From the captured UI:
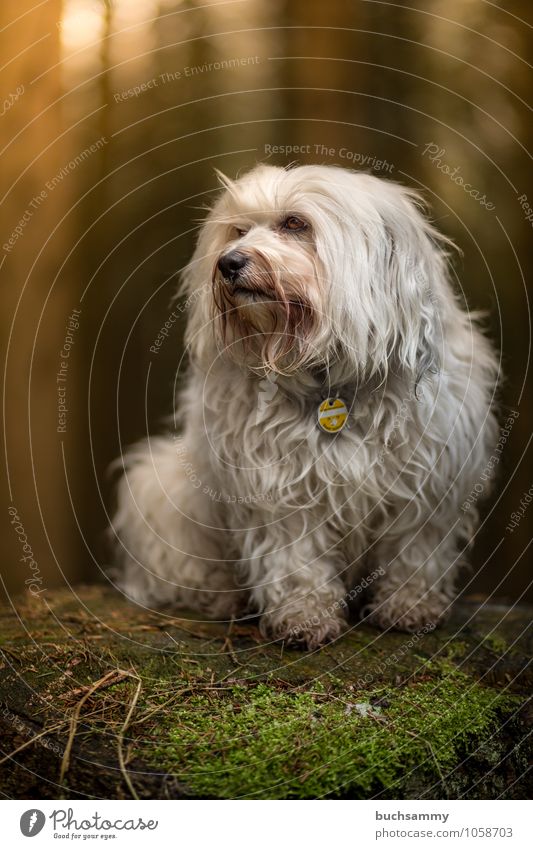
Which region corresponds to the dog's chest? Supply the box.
[207,388,373,518]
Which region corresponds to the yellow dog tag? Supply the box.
[318,397,348,433]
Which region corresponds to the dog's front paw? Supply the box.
[201,587,250,620]
[365,587,449,633]
[260,607,346,650]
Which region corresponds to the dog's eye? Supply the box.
[281,216,308,232]
[233,226,248,238]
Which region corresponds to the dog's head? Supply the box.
[182,164,452,381]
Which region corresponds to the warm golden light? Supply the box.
[60,0,106,53]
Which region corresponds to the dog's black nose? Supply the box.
[217,251,248,280]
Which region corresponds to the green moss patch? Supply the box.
[143,666,517,799]
[1,589,530,799]
[481,632,510,656]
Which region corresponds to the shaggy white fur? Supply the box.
[112,164,499,649]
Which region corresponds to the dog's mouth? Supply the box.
[212,251,319,371]
[228,280,275,302]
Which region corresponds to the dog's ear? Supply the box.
[415,294,440,390]
[179,195,228,366]
[317,173,454,389]
[385,223,442,390]
[377,190,453,390]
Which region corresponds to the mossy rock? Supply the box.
[0,586,531,799]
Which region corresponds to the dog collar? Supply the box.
[317,397,348,433]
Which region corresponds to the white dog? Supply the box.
[112,164,499,649]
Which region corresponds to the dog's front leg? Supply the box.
[366,524,457,632]
[113,436,246,618]
[241,523,347,649]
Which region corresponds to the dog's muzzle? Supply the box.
[217,250,249,282]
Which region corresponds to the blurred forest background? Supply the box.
[1,0,531,603]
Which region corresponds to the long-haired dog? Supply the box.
[112,164,499,649]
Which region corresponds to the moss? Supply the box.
[2,589,530,799]
[442,640,468,659]
[481,632,509,656]
[142,666,518,799]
